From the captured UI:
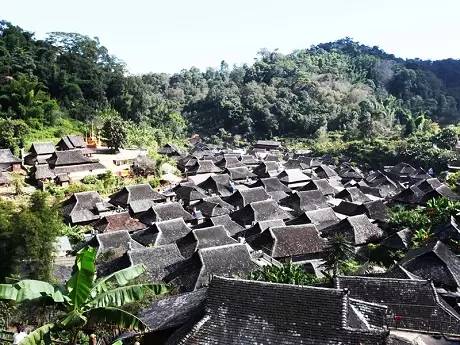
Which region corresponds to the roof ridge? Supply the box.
[336,275,429,283]
[212,275,347,294]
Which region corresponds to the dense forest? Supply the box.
[1,20,460,148]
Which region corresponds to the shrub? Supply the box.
[249,262,321,286]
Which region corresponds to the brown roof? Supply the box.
[93,212,146,233]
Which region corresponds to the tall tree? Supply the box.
[101,113,127,152]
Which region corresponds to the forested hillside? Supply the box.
[1,20,460,148]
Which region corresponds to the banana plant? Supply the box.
[0,247,169,345]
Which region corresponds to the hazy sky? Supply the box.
[2,0,459,74]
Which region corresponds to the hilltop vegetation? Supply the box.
[1,20,460,149]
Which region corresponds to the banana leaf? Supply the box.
[66,247,97,309]
[59,310,87,328]
[19,323,54,345]
[85,307,148,332]
[0,280,65,303]
[86,283,167,308]
[0,284,18,300]
[92,264,146,296]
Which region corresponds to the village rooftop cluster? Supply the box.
[1,137,460,344]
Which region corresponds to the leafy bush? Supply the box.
[412,229,432,248]
[249,262,321,286]
[389,206,431,232]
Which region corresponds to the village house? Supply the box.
[225,187,271,209]
[109,183,166,215]
[56,135,87,151]
[168,276,393,344]
[0,148,21,172]
[140,202,194,225]
[336,275,460,336]
[46,150,106,180]
[231,199,290,226]
[322,214,385,247]
[253,139,282,151]
[61,191,105,225]
[165,244,258,292]
[132,218,192,247]
[128,244,185,282]
[158,143,183,158]
[176,225,238,258]
[249,224,327,262]
[279,190,329,214]
[24,142,55,165]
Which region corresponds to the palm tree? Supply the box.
[322,234,355,277]
[0,247,168,345]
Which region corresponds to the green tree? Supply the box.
[0,191,65,281]
[16,191,64,280]
[434,126,458,149]
[0,247,168,345]
[322,234,355,277]
[101,113,127,152]
[0,119,29,154]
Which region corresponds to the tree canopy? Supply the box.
[1,21,460,145]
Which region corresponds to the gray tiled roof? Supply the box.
[188,160,221,174]
[48,150,95,167]
[109,183,165,213]
[225,166,256,181]
[177,225,237,258]
[250,224,327,259]
[191,200,231,218]
[279,190,329,214]
[335,187,371,203]
[252,161,281,178]
[225,187,270,208]
[336,275,460,335]
[141,202,194,224]
[250,177,291,193]
[313,164,339,179]
[0,149,21,164]
[167,244,258,292]
[128,244,185,282]
[29,142,55,155]
[400,240,460,290]
[134,218,192,246]
[58,135,86,150]
[277,168,310,184]
[61,191,103,224]
[300,178,337,196]
[139,289,207,331]
[198,174,233,197]
[209,214,244,237]
[231,199,290,225]
[172,276,389,344]
[322,214,384,246]
[95,230,144,254]
[292,207,341,230]
[334,200,389,222]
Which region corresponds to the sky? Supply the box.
[2,0,460,74]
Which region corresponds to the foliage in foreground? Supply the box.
[0,191,66,281]
[0,247,169,345]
